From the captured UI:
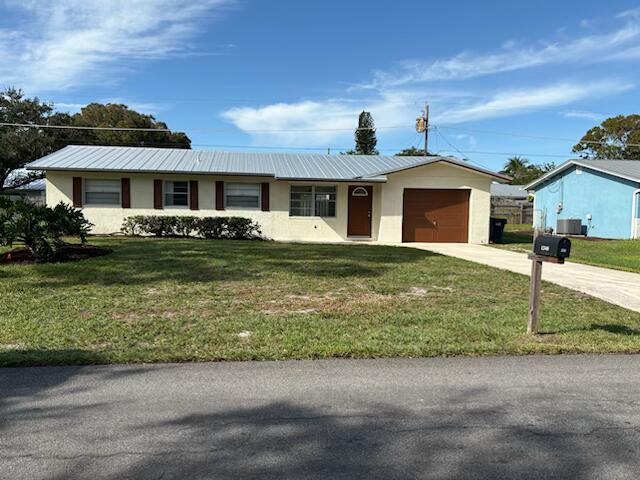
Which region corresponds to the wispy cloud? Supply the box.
[561,110,606,121]
[0,0,234,92]
[434,81,632,124]
[362,19,640,88]
[223,8,639,147]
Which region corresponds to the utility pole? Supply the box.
[415,102,429,155]
[423,102,429,156]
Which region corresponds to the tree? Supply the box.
[572,114,640,160]
[500,156,555,184]
[0,89,192,193]
[48,103,191,151]
[354,111,378,155]
[0,88,54,191]
[395,147,426,156]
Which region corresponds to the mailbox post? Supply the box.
[527,235,571,334]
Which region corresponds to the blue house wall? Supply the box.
[533,165,640,239]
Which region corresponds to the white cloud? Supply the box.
[0,0,234,92]
[222,93,416,147]
[362,21,640,88]
[561,110,606,121]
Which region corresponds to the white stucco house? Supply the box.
[26,145,510,244]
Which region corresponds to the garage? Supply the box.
[402,189,470,243]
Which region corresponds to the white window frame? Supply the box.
[164,180,190,209]
[289,184,337,218]
[224,182,261,210]
[83,178,121,206]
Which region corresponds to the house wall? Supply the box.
[532,165,640,239]
[377,162,493,244]
[46,162,493,243]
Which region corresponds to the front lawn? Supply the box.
[493,225,640,274]
[1,237,639,366]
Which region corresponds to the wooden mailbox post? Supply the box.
[527,235,572,334]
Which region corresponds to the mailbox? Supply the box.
[533,235,571,259]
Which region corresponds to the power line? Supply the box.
[0,121,413,134]
[435,125,640,149]
[0,122,173,132]
[433,127,494,170]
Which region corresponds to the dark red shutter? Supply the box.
[261,182,270,211]
[121,178,131,208]
[154,180,163,209]
[215,181,225,210]
[189,180,199,210]
[72,177,82,207]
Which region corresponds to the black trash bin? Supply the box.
[489,217,507,243]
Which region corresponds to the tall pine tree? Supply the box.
[354,111,379,155]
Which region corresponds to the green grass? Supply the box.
[1,237,639,366]
[492,225,640,274]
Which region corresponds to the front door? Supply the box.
[347,185,373,237]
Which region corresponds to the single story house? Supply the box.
[2,172,46,206]
[490,184,532,225]
[525,159,640,239]
[26,145,510,243]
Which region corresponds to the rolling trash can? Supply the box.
[489,217,507,243]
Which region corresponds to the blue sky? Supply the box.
[1,0,640,171]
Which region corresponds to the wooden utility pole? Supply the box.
[423,102,430,156]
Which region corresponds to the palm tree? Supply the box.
[500,156,530,182]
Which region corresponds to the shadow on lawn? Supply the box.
[1,372,634,479]
[23,240,438,288]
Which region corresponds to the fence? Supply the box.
[491,198,533,225]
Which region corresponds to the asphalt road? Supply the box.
[2,355,640,479]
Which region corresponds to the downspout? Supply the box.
[632,189,640,239]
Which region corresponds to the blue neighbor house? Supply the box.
[526,159,640,240]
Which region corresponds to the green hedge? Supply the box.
[121,215,263,240]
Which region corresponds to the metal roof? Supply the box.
[525,159,640,190]
[490,183,527,198]
[3,169,46,191]
[25,145,510,182]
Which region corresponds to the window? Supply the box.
[165,181,189,207]
[84,179,120,205]
[290,185,336,217]
[351,186,369,196]
[226,183,260,209]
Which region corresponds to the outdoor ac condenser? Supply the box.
[556,219,582,235]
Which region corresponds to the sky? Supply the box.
[1,0,640,172]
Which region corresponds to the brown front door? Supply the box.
[348,185,373,237]
[402,189,470,243]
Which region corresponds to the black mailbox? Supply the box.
[534,235,571,259]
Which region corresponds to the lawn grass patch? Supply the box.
[492,226,640,274]
[1,237,639,366]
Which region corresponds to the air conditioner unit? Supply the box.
[557,218,582,235]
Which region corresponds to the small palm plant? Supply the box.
[0,198,92,262]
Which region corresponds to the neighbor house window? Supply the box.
[225,183,260,208]
[165,181,189,207]
[290,185,336,217]
[84,179,120,205]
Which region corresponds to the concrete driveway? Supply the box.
[403,243,640,313]
[2,356,640,479]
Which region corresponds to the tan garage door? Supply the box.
[402,189,470,243]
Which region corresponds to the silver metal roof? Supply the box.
[490,183,527,198]
[525,159,640,190]
[26,145,509,182]
[3,169,46,191]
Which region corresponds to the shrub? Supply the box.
[226,216,262,240]
[197,217,226,239]
[174,216,199,237]
[121,215,263,240]
[0,198,93,262]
